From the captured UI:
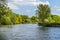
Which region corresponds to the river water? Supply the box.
[0,24,60,40]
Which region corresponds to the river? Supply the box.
[0,24,60,40]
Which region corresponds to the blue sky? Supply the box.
[8,0,60,17]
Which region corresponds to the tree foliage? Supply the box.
[36,4,51,23]
[0,3,38,25]
[1,3,60,25]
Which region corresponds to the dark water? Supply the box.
[0,24,60,40]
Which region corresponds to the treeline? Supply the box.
[0,4,38,25]
[41,15,60,24]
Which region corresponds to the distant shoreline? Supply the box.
[38,23,60,27]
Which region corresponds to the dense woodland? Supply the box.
[0,3,39,25]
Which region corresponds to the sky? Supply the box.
[7,0,60,17]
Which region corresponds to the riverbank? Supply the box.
[38,23,60,27]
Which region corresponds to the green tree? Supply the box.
[51,15,60,23]
[0,3,14,24]
[31,16,38,23]
[1,15,12,25]
[44,16,55,23]
[14,14,22,24]
[0,3,11,18]
[21,15,30,24]
[36,4,51,24]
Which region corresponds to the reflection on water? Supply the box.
[0,24,60,40]
[0,32,6,40]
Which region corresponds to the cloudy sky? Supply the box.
[8,0,60,17]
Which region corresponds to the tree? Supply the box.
[36,4,51,24]
[51,15,60,23]
[14,14,22,24]
[0,3,11,18]
[31,16,38,23]
[21,15,30,24]
[1,15,12,25]
[44,16,55,23]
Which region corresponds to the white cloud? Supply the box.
[10,0,49,6]
[25,0,36,1]
[7,3,19,10]
[32,1,50,6]
[52,13,60,16]
[8,0,50,9]
[13,0,23,2]
[13,0,36,2]
[26,10,31,13]
[57,9,60,11]
[54,6,60,11]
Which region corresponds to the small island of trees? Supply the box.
[37,4,60,27]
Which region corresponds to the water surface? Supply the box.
[0,24,60,40]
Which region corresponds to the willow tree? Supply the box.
[36,4,51,24]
